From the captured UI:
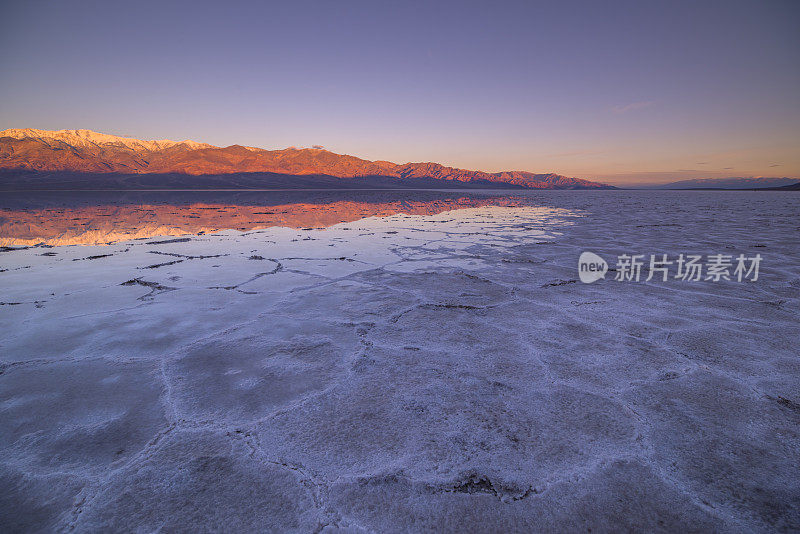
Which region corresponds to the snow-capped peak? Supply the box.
[0,128,214,151]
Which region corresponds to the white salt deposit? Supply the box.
[1,191,798,532]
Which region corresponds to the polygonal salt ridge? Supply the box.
[0,358,168,475]
[354,269,516,313]
[162,318,362,425]
[62,429,324,533]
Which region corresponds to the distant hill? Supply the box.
[656,176,798,189]
[754,181,800,191]
[0,128,614,190]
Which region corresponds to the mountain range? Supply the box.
[655,176,799,190]
[0,128,613,190]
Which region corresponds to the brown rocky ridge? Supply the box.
[0,128,615,190]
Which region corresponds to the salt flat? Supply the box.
[1,191,798,533]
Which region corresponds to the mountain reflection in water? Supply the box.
[0,190,534,247]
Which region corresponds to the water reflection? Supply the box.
[0,190,533,246]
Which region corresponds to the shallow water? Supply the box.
[1,189,798,532]
[0,189,540,246]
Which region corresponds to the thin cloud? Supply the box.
[612,101,654,114]
[769,163,782,167]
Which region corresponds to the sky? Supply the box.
[1,0,798,185]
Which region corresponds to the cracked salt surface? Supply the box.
[1,190,799,532]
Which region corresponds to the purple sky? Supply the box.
[1,0,798,184]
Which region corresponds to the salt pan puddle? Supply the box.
[0,190,533,247]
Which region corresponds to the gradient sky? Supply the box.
[1,0,798,185]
